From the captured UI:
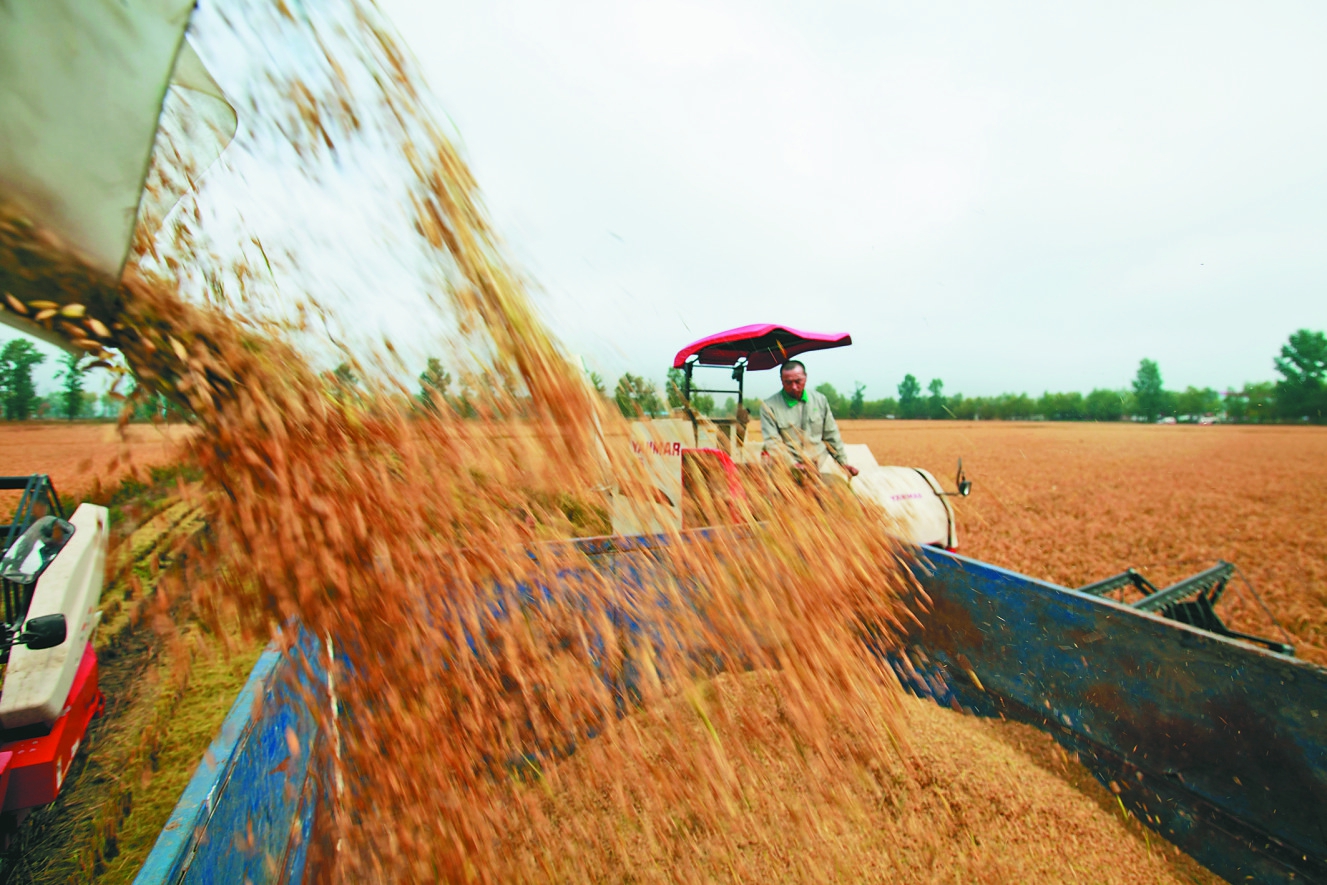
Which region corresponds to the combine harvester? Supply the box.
[0,4,1322,883]
[611,323,968,549]
[0,478,109,840]
[136,327,1326,885]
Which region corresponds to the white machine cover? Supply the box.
[0,503,109,730]
[0,0,195,272]
[0,1,234,343]
[843,444,956,548]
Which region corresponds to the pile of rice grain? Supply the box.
[499,670,1222,885]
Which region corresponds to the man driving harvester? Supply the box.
[760,360,860,480]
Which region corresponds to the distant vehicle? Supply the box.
[1157,416,1178,424]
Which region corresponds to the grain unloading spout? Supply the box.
[0,0,236,350]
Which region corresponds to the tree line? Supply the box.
[4,325,1315,426]
[0,339,105,420]
[607,329,1327,425]
[30,326,1301,425]
[0,337,195,422]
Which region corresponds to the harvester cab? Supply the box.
[610,324,971,549]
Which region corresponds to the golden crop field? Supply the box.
[0,421,191,500]
[840,420,1327,666]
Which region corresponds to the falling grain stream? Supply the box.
[0,2,1227,882]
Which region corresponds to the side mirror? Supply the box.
[955,458,972,497]
[18,614,66,650]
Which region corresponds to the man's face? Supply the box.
[781,365,807,400]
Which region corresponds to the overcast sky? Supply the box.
[365,0,1326,400]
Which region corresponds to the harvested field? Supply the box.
[839,420,1327,666]
[0,422,191,500]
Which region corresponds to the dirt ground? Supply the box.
[0,422,191,501]
[839,420,1327,665]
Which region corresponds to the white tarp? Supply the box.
[844,444,957,548]
[0,0,233,291]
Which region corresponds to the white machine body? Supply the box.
[841,444,957,549]
[0,503,109,730]
[609,421,958,549]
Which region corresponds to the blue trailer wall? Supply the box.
[135,538,1327,884]
[134,635,325,885]
[898,547,1326,885]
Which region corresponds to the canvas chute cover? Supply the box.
[0,0,235,346]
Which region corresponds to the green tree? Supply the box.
[1175,386,1220,419]
[897,374,921,418]
[815,383,846,414]
[1085,388,1126,421]
[665,368,714,414]
[614,373,662,418]
[1132,358,1166,422]
[926,378,946,419]
[665,367,687,410]
[849,383,866,419]
[860,396,899,419]
[1225,382,1277,423]
[57,352,87,419]
[0,339,46,420]
[589,372,607,397]
[998,392,1036,420]
[1273,329,1327,422]
[1038,390,1085,421]
[417,357,452,413]
[332,362,357,386]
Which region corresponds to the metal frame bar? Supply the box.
[1078,568,1159,597]
[681,357,746,407]
[1078,560,1288,654]
[1133,561,1233,613]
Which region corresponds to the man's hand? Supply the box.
[844,464,860,477]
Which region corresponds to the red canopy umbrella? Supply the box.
[672,324,852,371]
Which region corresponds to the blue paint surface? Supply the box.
[134,634,326,885]
[900,547,1327,885]
[135,535,1326,884]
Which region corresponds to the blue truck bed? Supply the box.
[134,541,1327,885]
